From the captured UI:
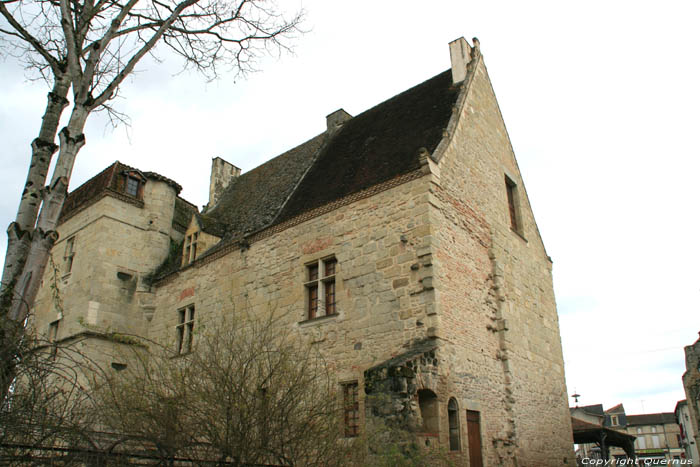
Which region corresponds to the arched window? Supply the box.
[448,398,461,451]
[418,389,439,434]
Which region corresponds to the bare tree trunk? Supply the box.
[1,75,70,302]
[8,105,88,323]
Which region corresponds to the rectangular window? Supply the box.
[505,175,522,235]
[183,232,199,265]
[64,236,76,273]
[48,320,60,359]
[305,256,337,320]
[176,305,195,354]
[342,382,359,437]
[125,176,140,197]
[638,436,646,449]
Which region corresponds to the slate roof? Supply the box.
[201,133,326,242]
[276,70,458,223]
[606,403,625,414]
[626,413,676,426]
[172,197,199,234]
[201,69,459,252]
[574,404,605,416]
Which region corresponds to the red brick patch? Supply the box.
[179,287,195,301]
[301,236,333,255]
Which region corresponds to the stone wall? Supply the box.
[33,179,179,371]
[428,57,574,465]
[150,172,441,437]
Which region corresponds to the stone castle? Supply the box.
[33,37,574,465]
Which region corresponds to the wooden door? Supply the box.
[466,410,483,467]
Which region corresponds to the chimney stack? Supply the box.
[208,157,240,209]
[326,109,352,134]
[449,37,473,84]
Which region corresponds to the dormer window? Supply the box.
[121,171,145,199]
[184,232,199,265]
[125,176,140,196]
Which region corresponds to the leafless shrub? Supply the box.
[93,309,347,466]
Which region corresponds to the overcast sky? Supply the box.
[2,0,699,415]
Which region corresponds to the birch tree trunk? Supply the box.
[8,105,88,322]
[1,75,70,302]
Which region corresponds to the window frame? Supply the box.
[176,304,195,355]
[122,171,145,199]
[48,319,60,359]
[125,176,140,197]
[342,381,360,438]
[504,174,524,238]
[64,236,76,274]
[183,232,199,265]
[448,398,461,451]
[304,256,337,321]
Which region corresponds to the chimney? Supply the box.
[449,37,473,84]
[326,109,352,134]
[208,157,240,209]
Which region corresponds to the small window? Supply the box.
[448,398,461,451]
[505,175,522,235]
[64,236,76,273]
[125,176,140,196]
[176,305,195,354]
[305,256,337,320]
[183,232,199,265]
[611,415,619,426]
[121,171,144,199]
[48,320,60,359]
[342,382,359,437]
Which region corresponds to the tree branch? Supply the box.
[0,1,62,74]
[90,0,198,109]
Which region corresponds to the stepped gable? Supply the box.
[202,133,326,242]
[276,69,458,223]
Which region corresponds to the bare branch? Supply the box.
[90,0,198,108]
[0,1,61,73]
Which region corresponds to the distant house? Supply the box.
[571,404,635,461]
[621,413,683,462]
[33,37,574,465]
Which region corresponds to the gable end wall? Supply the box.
[431,58,573,465]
